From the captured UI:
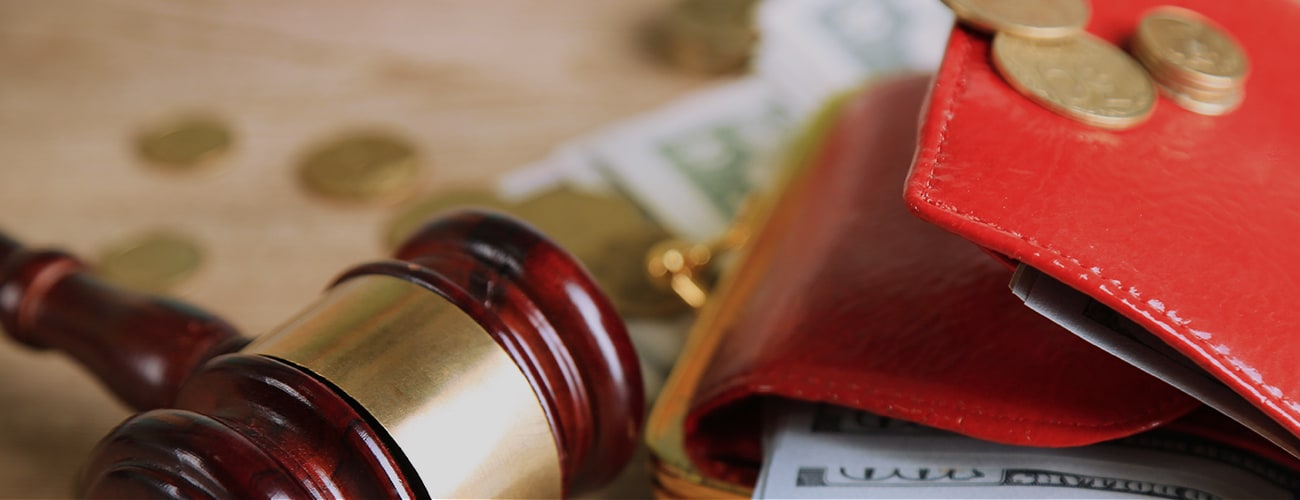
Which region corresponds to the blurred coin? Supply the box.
[515,187,685,317]
[1132,7,1246,116]
[95,231,202,294]
[993,33,1155,130]
[514,187,647,262]
[942,0,1089,39]
[585,225,690,318]
[1134,7,1247,91]
[299,134,419,203]
[384,189,511,249]
[136,117,232,170]
[1157,83,1243,117]
[647,0,757,75]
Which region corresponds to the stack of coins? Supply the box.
[943,0,1157,130]
[1131,7,1248,116]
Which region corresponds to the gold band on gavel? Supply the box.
[242,274,562,499]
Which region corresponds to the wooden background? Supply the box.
[0,0,716,496]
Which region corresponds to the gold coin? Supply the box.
[299,134,419,203]
[993,32,1156,130]
[584,226,690,318]
[384,189,511,249]
[1134,48,1240,100]
[1134,7,1247,92]
[942,0,1089,39]
[648,0,757,75]
[95,231,203,294]
[1157,83,1243,117]
[514,187,684,317]
[513,187,645,262]
[136,117,232,170]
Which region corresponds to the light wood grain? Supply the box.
[0,0,713,496]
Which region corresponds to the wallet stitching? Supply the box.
[915,35,1300,429]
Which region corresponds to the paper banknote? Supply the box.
[755,402,1299,499]
[756,0,954,115]
[501,0,955,242]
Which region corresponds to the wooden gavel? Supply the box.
[0,211,643,498]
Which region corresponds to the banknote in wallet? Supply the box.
[648,2,1300,494]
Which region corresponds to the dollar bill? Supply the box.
[497,78,792,242]
[498,0,954,242]
[756,402,1300,499]
[756,0,954,115]
[581,78,794,242]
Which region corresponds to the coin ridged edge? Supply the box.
[1157,82,1243,116]
[1133,6,1248,90]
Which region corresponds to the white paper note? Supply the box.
[755,402,1299,499]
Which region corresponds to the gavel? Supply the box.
[0,211,643,498]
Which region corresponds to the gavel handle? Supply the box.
[0,232,247,410]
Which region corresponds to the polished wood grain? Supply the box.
[0,211,641,497]
[389,210,643,495]
[0,1,709,496]
[0,246,246,410]
[86,355,415,499]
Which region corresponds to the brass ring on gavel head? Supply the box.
[243,273,561,498]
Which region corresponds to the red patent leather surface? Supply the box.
[682,75,1197,486]
[906,0,1300,445]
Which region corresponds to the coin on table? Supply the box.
[384,189,511,249]
[298,134,419,203]
[136,117,232,171]
[513,187,652,263]
[95,231,203,294]
[648,0,757,75]
[942,0,1089,39]
[514,187,684,317]
[993,32,1156,130]
[584,225,690,318]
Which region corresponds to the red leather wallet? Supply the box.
[675,74,1207,488]
[907,0,1300,459]
[647,0,1300,495]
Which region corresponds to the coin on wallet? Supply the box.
[993,32,1156,129]
[1132,7,1248,116]
[942,0,1090,39]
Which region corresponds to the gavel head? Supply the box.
[3,211,643,498]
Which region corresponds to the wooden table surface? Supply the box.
[0,0,714,496]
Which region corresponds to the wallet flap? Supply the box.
[907,0,1300,443]
[682,75,1197,486]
